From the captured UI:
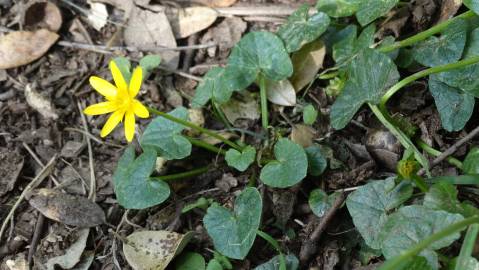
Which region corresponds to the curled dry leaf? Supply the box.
[24,1,62,32]
[24,84,59,120]
[221,93,260,123]
[290,124,316,147]
[0,29,59,69]
[167,7,218,39]
[27,188,105,227]
[290,40,326,92]
[266,79,297,106]
[44,229,90,270]
[123,230,194,270]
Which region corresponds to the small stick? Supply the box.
[418,125,479,176]
[58,40,217,53]
[77,102,96,201]
[0,155,57,241]
[299,192,346,265]
[22,142,60,186]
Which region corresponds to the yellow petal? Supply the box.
[100,110,124,138]
[124,110,136,142]
[132,100,149,118]
[90,76,117,100]
[129,67,143,98]
[109,60,128,92]
[83,102,116,115]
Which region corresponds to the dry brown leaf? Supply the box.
[24,1,62,32]
[123,230,193,270]
[195,0,237,7]
[0,148,24,197]
[167,7,218,39]
[200,131,235,145]
[438,0,462,22]
[25,84,59,120]
[222,93,260,123]
[290,124,316,147]
[266,79,297,106]
[44,229,90,270]
[124,7,179,69]
[27,188,105,227]
[0,29,58,69]
[290,40,325,92]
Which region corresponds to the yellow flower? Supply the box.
[84,60,149,142]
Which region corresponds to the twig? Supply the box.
[215,5,309,17]
[28,212,45,267]
[418,125,479,176]
[77,102,96,201]
[0,155,57,241]
[63,127,123,148]
[22,142,60,186]
[299,192,346,265]
[58,40,217,53]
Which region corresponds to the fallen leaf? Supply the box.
[290,40,326,92]
[0,29,59,69]
[438,0,462,22]
[199,131,235,145]
[266,79,297,106]
[5,254,28,270]
[94,0,134,19]
[0,147,23,197]
[290,124,316,147]
[44,229,90,270]
[167,7,218,39]
[124,7,179,69]
[25,84,58,120]
[87,1,108,31]
[221,93,260,123]
[123,230,193,270]
[24,2,62,32]
[195,0,237,7]
[27,188,106,227]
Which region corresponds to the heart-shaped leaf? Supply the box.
[413,19,467,67]
[330,48,400,129]
[139,55,161,80]
[428,76,475,132]
[203,187,262,259]
[316,0,361,17]
[277,4,330,52]
[192,67,234,107]
[140,107,192,160]
[123,230,193,270]
[254,254,299,270]
[379,205,464,269]
[225,146,256,172]
[346,178,413,249]
[464,147,479,174]
[260,138,308,188]
[332,24,375,66]
[113,146,170,209]
[424,181,479,218]
[223,31,293,90]
[355,0,399,26]
[303,104,318,125]
[175,252,206,270]
[305,145,327,176]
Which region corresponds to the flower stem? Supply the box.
[378,10,475,53]
[186,136,226,155]
[378,215,479,270]
[151,166,210,182]
[380,55,479,112]
[259,74,269,130]
[416,140,463,169]
[148,107,242,151]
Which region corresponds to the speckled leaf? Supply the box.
[332,24,375,66]
[316,0,361,17]
[423,181,479,218]
[309,189,340,217]
[260,138,308,188]
[330,48,399,129]
[464,0,479,15]
[203,187,262,259]
[305,144,327,176]
[223,31,293,90]
[413,19,467,67]
[192,67,234,107]
[225,146,256,172]
[141,107,192,160]
[428,76,474,132]
[346,178,413,249]
[379,206,464,269]
[113,147,170,209]
[356,0,399,26]
[464,147,479,174]
[277,5,330,52]
[123,230,193,270]
[254,254,299,270]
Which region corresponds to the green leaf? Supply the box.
[316,0,361,17]
[330,48,400,129]
[139,55,161,80]
[346,178,413,249]
[332,25,357,64]
[309,189,340,217]
[464,0,479,16]
[203,187,262,259]
[254,254,299,270]
[140,107,192,160]
[394,256,433,270]
[305,145,327,176]
[413,19,467,67]
[355,0,399,26]
[113,56,132,83]
[206,259,223,270]
[260,138,308,188]
[428,76,475,132]
[224,31,293,90]
[175,252,206,270]
[424,181,479,217]
[182,197,212,214]
[379,205,464,269]
[277,5,330,52]
[225,146,256,172]
[192,67,234,108]
[464,147,479,174]
[303,104,318,125]
[113,147,170,209]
